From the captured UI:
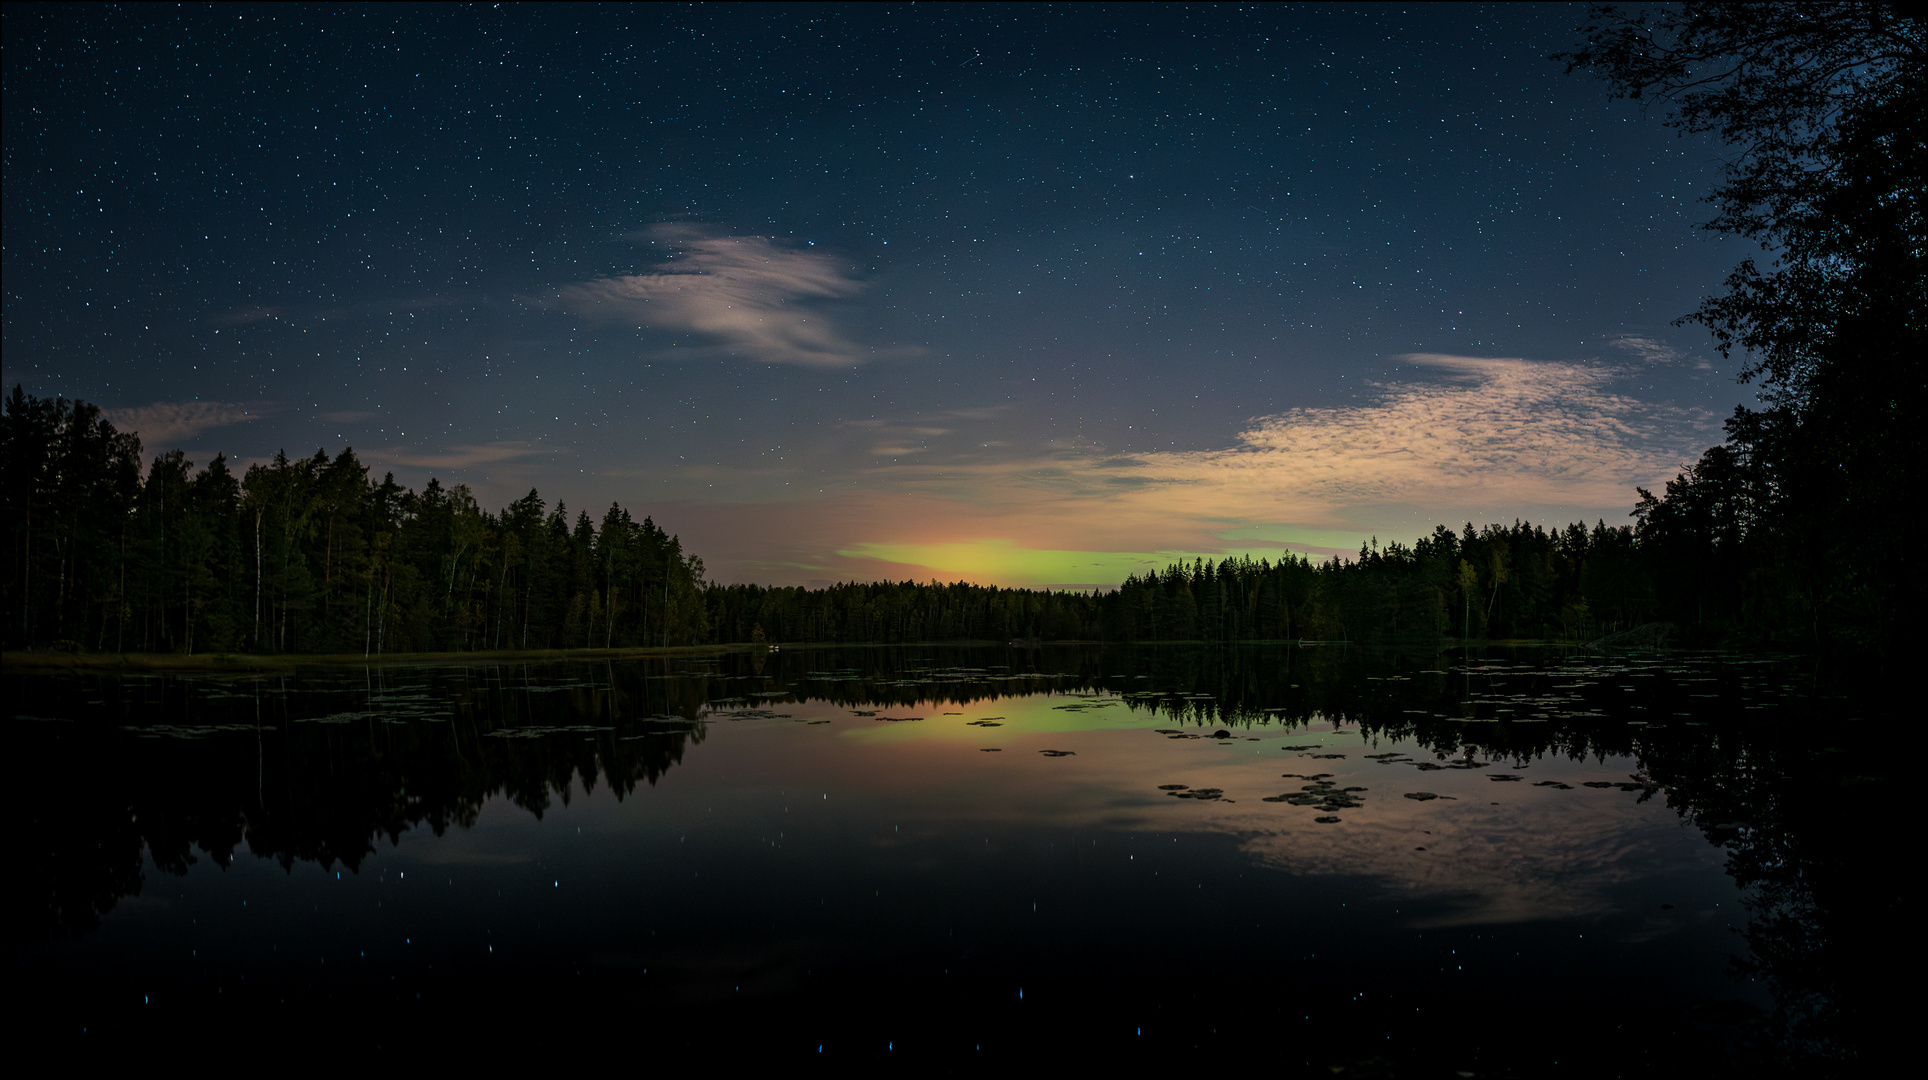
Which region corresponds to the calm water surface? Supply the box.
[13,645,1888,1071]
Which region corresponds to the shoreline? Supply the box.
[1,643,753,672]
[1,636,1621,673]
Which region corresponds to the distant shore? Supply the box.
[2,640,1036,672]
[1,644,753,672]
[1,636,1609,673]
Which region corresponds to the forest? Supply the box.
[0,389,710,656]
[0,383,1811,655]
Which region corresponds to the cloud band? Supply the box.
[553,224,876,367]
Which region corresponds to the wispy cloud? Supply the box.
[102,401,262,448]
[551,224,883,367]
[372,442,561,470]
[1111,353,1718,520]
[609,355,1726,587]
[818,355,1716,528]
[1610,334,1715,372]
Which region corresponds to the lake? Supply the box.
[12,644,1890,1071]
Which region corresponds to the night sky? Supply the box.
[4,3,1750,587]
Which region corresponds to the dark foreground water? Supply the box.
[11,645,1897,1072]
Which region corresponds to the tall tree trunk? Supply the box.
[20,504,31,645]
[117,523,126,652]
[254,506,262,649]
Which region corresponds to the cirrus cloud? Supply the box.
[715,354,1727,585]
[1107,353,1721,523]
[577,353,1728,588]
[102,400,264,449]
[550,224,886,367]
[369,441,562,470]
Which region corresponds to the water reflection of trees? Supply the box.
[17,644,1805,946]
[1322,648,1885,1077]
[17,645,1892,1073]
[789,642,1882,1074]
[745,641,1443,728]
[20,661,711,940]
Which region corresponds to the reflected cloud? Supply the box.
[552,224,887,367]
[791,694,1713,929]
[102,400,263,449]
[1233,796,1712,927]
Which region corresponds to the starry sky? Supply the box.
[4,3,1750,588]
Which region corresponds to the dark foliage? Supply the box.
[2,386,709,654]
[1561,3,1926,658]
[4,384,1783,653]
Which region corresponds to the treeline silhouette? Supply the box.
[1,383,1799,654]
[707,521,1650,646]
[3,386,710,655]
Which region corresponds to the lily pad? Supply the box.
[1169,787,1225,800]
[1403,792,1440,801]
